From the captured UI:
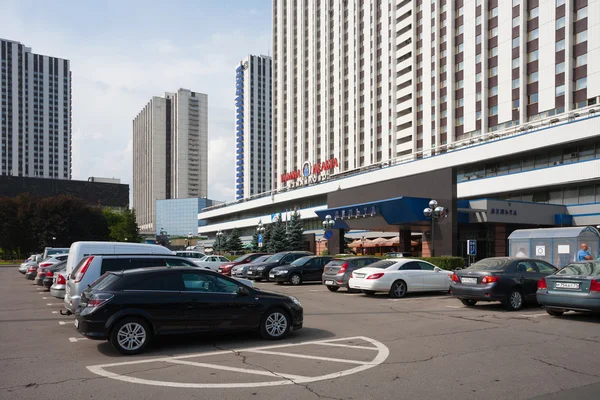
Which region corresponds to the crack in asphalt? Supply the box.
[0,364,178,393]
[531,357,600,378]
[520,328,600,344]
[210,342,346,400]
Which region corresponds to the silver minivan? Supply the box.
[64,255,198,314]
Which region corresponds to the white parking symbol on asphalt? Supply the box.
[86,336,389,389]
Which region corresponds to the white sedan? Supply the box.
[348,259,453,298]
[195,255,231,272]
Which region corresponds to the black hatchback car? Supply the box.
[450,257,557,311]
[269,256,333,285]
[246,251,313,281]
[74,267,303,355]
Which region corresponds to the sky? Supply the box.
[0,0,272,202]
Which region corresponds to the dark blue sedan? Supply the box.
[537,261,600,316]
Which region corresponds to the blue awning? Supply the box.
[315,196,433,229]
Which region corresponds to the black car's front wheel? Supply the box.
[505,290,524,311]
[290,273,302,286]
[260,309,290,340]
[460,299,477,307]
[110,317,152,355]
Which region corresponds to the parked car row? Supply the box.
[18,242,304,356]
[450,257,600,314]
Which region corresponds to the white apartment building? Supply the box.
[235,54,273,200]
[197,1,600,258]
[1,39,72,179]
[133,89,208,233]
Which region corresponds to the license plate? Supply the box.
[74,319,79,329]
[247,271,253,275]
[269,274,275,278]
[325,280,334,285]
[218,269,223,273]
[555,282,580,290]
[461,277,478,284]
[354,273,365,278]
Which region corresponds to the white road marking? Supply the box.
[47,303,63,306]
[69,337,88,342]
[242,350,368,365]
[167,360,307,380]
[446,306,462,309]
[87,336,390,389]
[316,342,379,351]
[59,321,74,325]
[518,313,548,318]
[309,289,325,292]
[52,311,59,314]
[42,297,50,299]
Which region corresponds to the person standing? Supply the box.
[577,243,592,261]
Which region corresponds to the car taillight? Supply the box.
[46,271,54,278]
[366,273,384,280]
[451,274,460,283]
[338,262,349,273]
[27,266,36,272]
[39,262,52,267]
[86,293,114,308]
[57,274,66,285]
[74,256,94,283]
[481,276,499,284]
[590,279,600,292]
[537,278,547,290]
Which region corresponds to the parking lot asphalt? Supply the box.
[1,266,599,400]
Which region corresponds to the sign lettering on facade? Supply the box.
[280,158,339,184]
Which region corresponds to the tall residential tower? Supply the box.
[1,39,72,179]
[235,55,273,200]
[132,89,208,233]
[272,0,600,190]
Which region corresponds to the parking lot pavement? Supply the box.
[1,270,599,400]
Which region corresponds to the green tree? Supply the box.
[285,210,305,251]
[103,208,142,243]
[250,231,259,251]
[262,223,272,252]
[268,215,288,253]
[226,228,243,253]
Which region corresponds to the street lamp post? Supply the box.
[322,215,335,254]
[187,232,193,249]
[216,230,224,255]
[52,237,56,247]
[361,235,366,255]
[423,199,446,257]
[256,220,265,249]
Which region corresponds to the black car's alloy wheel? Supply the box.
[389,280,407,298]
[460,299,477,307]
[260,309,290,340]
[505,290,524,311]
[110,317,152,355]
[326,286,339,292]
[290,273,302,286]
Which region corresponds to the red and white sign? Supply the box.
[280,158,338,183]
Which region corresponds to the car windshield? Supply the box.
[89,273,121,291]
[556,262,600,277]
[291,256,313,266]
[467,259,509,271]
[251,255,271,264]
[266,254,285,262]
[367,260,398,269]
[233,254,252,262]
[198,256,209,262]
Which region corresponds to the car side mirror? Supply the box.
[434,267,441,272]
[237,286,250,296]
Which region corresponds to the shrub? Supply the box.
[409,256,465,270]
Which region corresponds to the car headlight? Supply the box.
[277,270,288,274]
[289,296,301,307]
[257,266,265,271]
